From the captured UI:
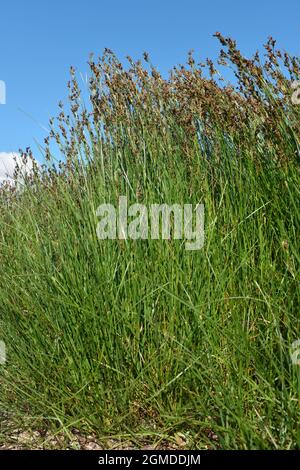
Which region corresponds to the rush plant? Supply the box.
[0,34,299,449]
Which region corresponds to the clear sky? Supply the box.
[1,0,300,162]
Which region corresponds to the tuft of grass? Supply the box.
[0,34,299,449]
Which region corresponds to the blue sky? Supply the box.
[0,0,300,162]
